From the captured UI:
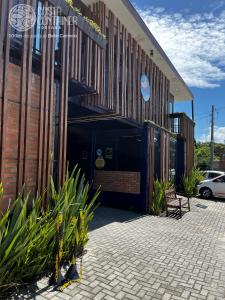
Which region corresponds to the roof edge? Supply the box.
[121,0,194,100]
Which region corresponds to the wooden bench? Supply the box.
[165,189,190,218]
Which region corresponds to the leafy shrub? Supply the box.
[151,180,174,215]
[0,167,99,290]
[182,168,204,198]
[65,0,106,38]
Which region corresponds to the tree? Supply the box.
[195,142,224,170]
[195,142,211,170]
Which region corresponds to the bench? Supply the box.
[165,189,190,218]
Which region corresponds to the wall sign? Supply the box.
[96,148,103,157]
[105,147,113,159]
[141,74,151,102]
[95,157,105,169]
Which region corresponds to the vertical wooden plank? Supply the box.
[62,24,70,182]
[132,39,137,121]
[77,29,82,82]
[127,33,132,119]
[97,45,101,94]
[155,68,159,126]
[57,24,66,188]
[124,27,127,117]
[146,126,155,210]
[70,23,75,79]
[37,2,47,194]
[23,0,37,189]
[101,4,106,107]
[74,26,78,81]
[158,71,161,126]
[41,5,52,193]
[115,18,120,114]
[149,58,153,122]
[85,36,90,86]
[88,39,92,87]
[141,50,146,123]
[136,45,141,123]
[145,56,150,121]
[0,0,7,62]
[17,3,30,193]
[161,75,165,128]
[109,11,115,110]
[57,23,70,186]
[121,25,127,117]
[160,130,164,181]
[107,10,112,109]
[46,14,55,194]
[0,0,11,182]
[152,64,157,124]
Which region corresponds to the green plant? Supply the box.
[150,180,174,216]
[151,180,164,216]
[182,169,204,199]
[83,16,106,39]
[65,0,73,6]
[192,168,204,185]
[182,174,195,199]
[0,166,99,291]
[65,0,106,39]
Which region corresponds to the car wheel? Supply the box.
[200,187,212,199]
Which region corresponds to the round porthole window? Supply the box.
[141,74,151,102]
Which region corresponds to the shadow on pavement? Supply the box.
[90,206,147,231]
[196,195,225,202]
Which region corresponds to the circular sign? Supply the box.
[9,4,36,32]
[141,74,151,102]
[95,157,105,169]
[96,148,103,157]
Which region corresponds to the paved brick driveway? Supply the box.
[16,197,225,300]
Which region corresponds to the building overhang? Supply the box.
[83,0,194,102]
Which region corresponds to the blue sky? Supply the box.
[132,0,225,143]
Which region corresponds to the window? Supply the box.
[169,137,177,181]
[214,176,225,183]
[33,0,43,54]
[171,117,180,133]
[169,99,174,114]
[208,172,222,179]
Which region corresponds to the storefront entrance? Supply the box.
[67,105,148,212]
[67,124,148,211]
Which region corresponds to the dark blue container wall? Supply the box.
[176,137,185,188]
[95,127,148,213]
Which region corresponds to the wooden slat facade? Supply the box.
[0,0,105,210]
[0,0,195,211]
[83,2,171,128]
[170,112,195,175]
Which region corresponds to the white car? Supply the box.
[197,174,225,199]
[201,170,225,180]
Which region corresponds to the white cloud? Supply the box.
[200,126,225,143]
[137,7,225,88]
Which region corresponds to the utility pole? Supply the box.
[210,105,215,170]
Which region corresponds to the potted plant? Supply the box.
[65,0,107,48]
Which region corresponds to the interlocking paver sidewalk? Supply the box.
[14,197,225,299]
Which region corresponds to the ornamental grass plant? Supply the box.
[182,168,204,199]
[0,166,99,291]
[151,179,174,216]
